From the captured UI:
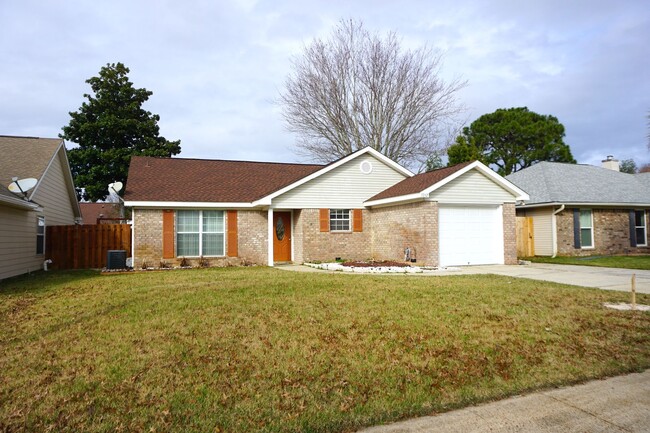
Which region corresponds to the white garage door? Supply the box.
[439,205,504,267]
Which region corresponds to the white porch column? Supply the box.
[267,208,274,266]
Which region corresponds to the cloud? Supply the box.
[0,0,648,169]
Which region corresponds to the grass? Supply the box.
[1,267,649,433]
[525,254,650,270]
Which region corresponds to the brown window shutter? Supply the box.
[227,210,238,257]
[319,209,329,232]
[353,209,363,232]
[162,210,175,258]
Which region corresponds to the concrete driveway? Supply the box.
[358,370,650,433]
[459,263,650,294]
[279,262,650,294]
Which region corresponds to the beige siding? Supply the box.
[0,206,43,280]
[272,154,407,209]
[520,207,554,256]
[31,150,77,225]
[430,169,517,204]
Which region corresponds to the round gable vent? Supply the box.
[359,160,373,174]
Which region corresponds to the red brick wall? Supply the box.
[370,201,439,266]
[236,210,268,264]
[503,203,518,264]
[134,209,249,268]
[557,208,650,256]
[295,208,372,263]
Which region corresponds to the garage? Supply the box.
[439,205,504,267]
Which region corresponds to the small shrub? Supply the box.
[140,260,148,270]
[179,257,190,268]
[198,256,210,268]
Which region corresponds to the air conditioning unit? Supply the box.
[106,250,127,270]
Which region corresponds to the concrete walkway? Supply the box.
[461,263,650,294]
[358,370,650,433]
[276,263,650,294]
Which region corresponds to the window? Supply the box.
[579,209,593,248]
[176,210,224,256]
[635,210,647,247]
[36,216,45,255]
[329,209,350,231]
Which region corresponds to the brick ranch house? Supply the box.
[124,147,528,268]
[506,157,650,257]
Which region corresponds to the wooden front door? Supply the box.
[273,212,292,262]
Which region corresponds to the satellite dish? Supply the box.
[108,181,123,193]
[8,177,37,197]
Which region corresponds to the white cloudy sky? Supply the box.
[1,0,648,168]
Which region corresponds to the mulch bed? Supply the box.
[341,260,411,268]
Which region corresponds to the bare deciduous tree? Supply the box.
[279,19,466,169]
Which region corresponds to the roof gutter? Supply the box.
[124,201,262,209]
[517,202,650,209]
[0,194,42,211]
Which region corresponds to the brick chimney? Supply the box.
[601,155,620,171]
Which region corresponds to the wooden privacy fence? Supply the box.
[516,217,535,257]
[46,224,131,269]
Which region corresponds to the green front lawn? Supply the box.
[1,268,649,433]
[526,254,650,270]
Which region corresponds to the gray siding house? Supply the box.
[0,136,81,280]
[506,158,650,257]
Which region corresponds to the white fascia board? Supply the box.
[58,142,82,218]
[124,201,260,209]
[517,202,650,209]
[28,140,82,217]
[28,140,62,201]
[259,147,414,203]
[363,193,424,208]
[362,147,415,177]
[421,161,530,201]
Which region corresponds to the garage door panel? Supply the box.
[439,206,504,267]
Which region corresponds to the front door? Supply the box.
[273,212,292,262]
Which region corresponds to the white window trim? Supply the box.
[635,210,647,247]
[176,210,225,257]
[580,209,594,249]
[330,209,351,232]
[36,216,45,255]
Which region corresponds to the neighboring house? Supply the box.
[79,202,124,224]
[0,136,81,280]
[124,147,527,268]
[506,157,650,257]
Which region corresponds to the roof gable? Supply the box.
[367,161,473,202]
[259,147,413,205]
[0,136,80,216]
[365,161,528,206]
[506,162,650,205]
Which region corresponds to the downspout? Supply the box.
[131,208,136,267]
[551,204,565,258]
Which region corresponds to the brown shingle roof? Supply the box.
[368,161,474,201]
[124,156,324,203]
[0,135,62,193]
[80,202,123,224]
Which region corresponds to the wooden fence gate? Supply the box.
[515,217,535,257]
[46,224,131,269]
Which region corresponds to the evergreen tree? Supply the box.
[61,62,181,201]
[447,107,575,176]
